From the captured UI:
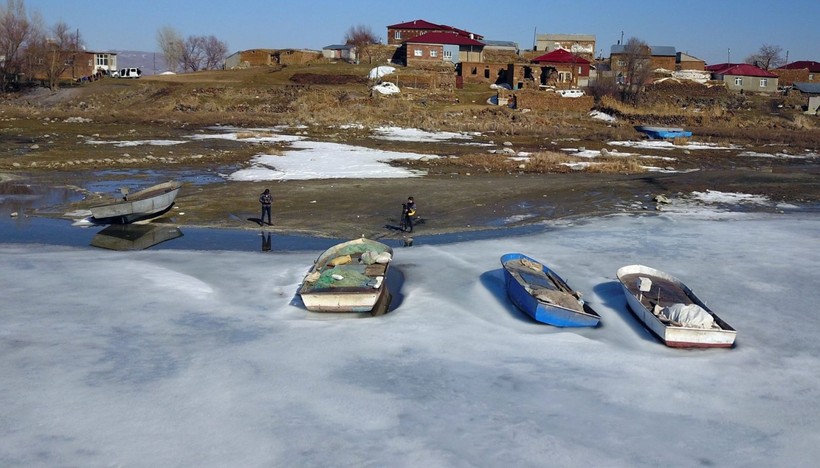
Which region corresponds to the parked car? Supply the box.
[114,68,142,79]
[556,89,584,98]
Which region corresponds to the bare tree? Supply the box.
[344,24,378,64]
[156,25,183,73]
[619,37,652,105]
[202,35,227,70]
[0,0,37,91]
[180,35,205,72]
[745,44,784,70]
[28,20,81,90]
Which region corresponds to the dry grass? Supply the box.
[3,64,818,150]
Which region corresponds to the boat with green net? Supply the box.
[298,237,393,313]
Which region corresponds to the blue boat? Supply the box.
[635,125,693,139]
[500,253,601,327]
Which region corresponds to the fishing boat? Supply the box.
[89,181,181,224]
[299,238,393,313]
[616,264,736,348]
[635,125,693,139]
[500,253,600,327]
[90,224,183,251]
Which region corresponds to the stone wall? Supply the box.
[496,88,594,111]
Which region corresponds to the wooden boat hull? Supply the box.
[90,181,181,224]
[617,265,736,348]
[299,238,393,313]
[501,253,600,327]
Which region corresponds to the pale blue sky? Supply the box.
[23,0,820,65]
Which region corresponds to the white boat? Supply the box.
[616,264,736,348]
[90,181,181,224]
[298,238,393,313]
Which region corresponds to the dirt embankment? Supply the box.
[1,65,819,238]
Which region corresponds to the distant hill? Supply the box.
[112,50,170,76]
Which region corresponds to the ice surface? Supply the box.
[2,212,819,466]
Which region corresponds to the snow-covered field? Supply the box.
[2,210,819,467]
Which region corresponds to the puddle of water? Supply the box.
[0,182,84,216]
[85,168,230,194]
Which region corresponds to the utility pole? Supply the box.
[533,27,537,51]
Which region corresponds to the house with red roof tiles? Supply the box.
[774,61,820,86]
[386,19,483,46]
[386,19,486,67]
[706,63,779,93]
[531,49,591,88]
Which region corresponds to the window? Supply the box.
[759,78,767,87]
[809,73,814,81]
[430,50,437,58]
[96,54,109,67]
[734,77,743,86]
[471,67,477,75]
[443,50,452,60]
[394,31,401,40]
[413,49,422,57]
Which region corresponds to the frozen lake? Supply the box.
[2,210,819,467]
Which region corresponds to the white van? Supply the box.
[556,89,584,98]
[114,68,142,79]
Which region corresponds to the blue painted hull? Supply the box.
[500,253,600,327]
[635,126,692,139]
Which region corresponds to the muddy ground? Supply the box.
[1,72,819,240]
[2,116,818,240]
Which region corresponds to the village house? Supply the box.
[530,49,591,88]
[322,44,357,63]
[225,49,322,68]
[534,34,596,61]
[791,82,820,115]
[610,44,677,76]
[28,49,117,82]
[482,40,519,63]
[675,52,705,71]
[386,19,483,46]
[705,63,779,93]
[402,31,484,67]
[774,61,820,86]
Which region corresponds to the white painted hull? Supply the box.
[300,288,386,313]
[90,181,181,224]
[617,265,737,348]
[298,238,393,313]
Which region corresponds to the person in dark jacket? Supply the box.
[402,196,416,232]
[259,189,273,225]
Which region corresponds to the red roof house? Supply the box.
[386,19,483,46]
[774,61,820,85]
[530,49,591,88]
[706,63,778,93]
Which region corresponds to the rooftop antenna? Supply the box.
[728,47,731,64]
[620,30,624,45]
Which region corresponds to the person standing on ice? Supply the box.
[259,189,273,226]
[402,196,416,232]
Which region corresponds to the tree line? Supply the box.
[0,0,84,91]
[0,0,228,92]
